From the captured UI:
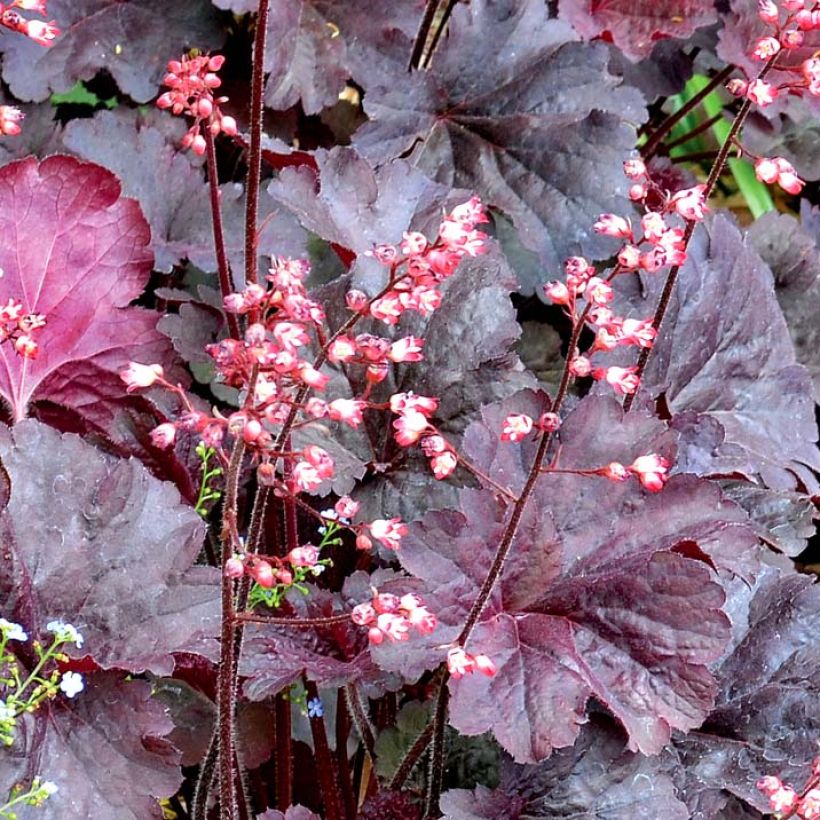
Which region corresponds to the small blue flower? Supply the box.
[307,697,323,718]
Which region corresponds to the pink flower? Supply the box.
[288,545,320,568]
[599,462,629,482]
[393,409,430,447]
[447,647,476,678]
[345,288,369,313]
[0,105,24,136]
[584,277,613,305]
[641,212,667,243]
[593,214,632,239]
[247,559,274,588]
[389,392,438,417]
[430,450,457,479]
[595,365,640,395]
[568,356,592,378]
[293,462,322,492]
[769,785,798,813]
[628,454,670,492]
[299,364,330,390]
[757,0,778,25]
[369,518,408,550]
[618,318,657,348]
[225,555,245,579]
[400,231,428,256]
[623,158,646,179]
[500,413,534,443]
[671,185,708,221]
[302,445,335,478]
[752,36,781,60]
[335,496,360,519]
[405,604,438,634]
[150,423,177,449]
[746,79,779,107]
[389,336,425,362]
[351,602,376,626]
[537,412,561,432]
[544,281,571,306]
[370,292,405,324]
[24,18,59,46]
[473,654,497,677]
[328,398,367,428]
[375,612,410,642]
[120,362,164,392]
[801,789,820,820]
[617,244,641,269]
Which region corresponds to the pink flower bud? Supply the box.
[623,158,646,179]
[121,362,164,392]
[356,533,373,551]
[345,289,369,313]
[225,556,245,579]
[544,280,571,305]
[288,545,320,567]
[568,356,592,378]
[430,450,458,479]
[628,183,647,202]
[725,78,748,97]
[248,559,274,588]
[537,412,561,432]
[150,423,177,449]
[474,654,497,677]
[757,0,778,25]
[335,496,360,519]
[593,214,632,239]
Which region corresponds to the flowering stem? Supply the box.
[216,439,246,819]
[624,53,780,413]
[204,128,240,339]
[642,65,735,159]
[423,681,450,819]
[244,0,270,290]
[344,683,377,761]
[335,691,358,820]
[275,692,293,810]
[388,721,435,791]
[191,731,218,820]
[234,612,352,627]
[305,677,344,820]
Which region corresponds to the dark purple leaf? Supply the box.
[612,214,820,489]
[372,394,757,762]
[606,39,697,102]
[211,0,422,115]
[0,419,219,676]
[350,0,646,274]
[0,98,64,165]
[62,109,307,274]
[559,0,717,60]
[670,565,820,815]
[441,715,689,819]
[0,0,224,103]
[2,672,180,820]
[239,588,398,701]
[357,791,421,820]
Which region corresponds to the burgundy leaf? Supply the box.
[0,0,224,103]
[62,109,307,274]
[372,395,755,762]
[671,565,820,815]
[0,420,219,676]
[612,214,820,489]
[351,0,646,273]
[559,0,717,61]
[441,715,689,819]
[2,673,180,820]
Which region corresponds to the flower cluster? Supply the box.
[0,105,23,137]
[0,293,45,359]
[351,591,437,644]
[123,201,487,496]
[724,1,820,117]
[597,453,671,492]
[542,160,705,401]
[757,757,820,819]
[0,1,59,51]
[157,52,237,155]
[446,646,497,679]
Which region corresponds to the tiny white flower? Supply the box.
[0,699,15,720]
[0,618,27,641]
[47,620,84,648]
[40,781,58,796]
[59,671,84,699]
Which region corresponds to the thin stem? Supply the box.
[344,684,377,761]
[192,730,219,820]
[624,54,781,413]
[305,678,344,820]
[423,683,450,819]
[244,0,271,290]
[217,439,246,819]
[409,0,443,70]
[275,692,293,810]
[204,128,240,339]
[670,150,720,164]
[388,723,435,791]
[234,612,352,627]
[642,65,735,158]
[335,690,357,820]
[664,112,725,151]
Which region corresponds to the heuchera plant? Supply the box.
[0,0,819,818]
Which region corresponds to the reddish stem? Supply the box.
[204,128,240,339]
[244,0,270,290]
[305,678,344,820]
[275,692,293,810]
